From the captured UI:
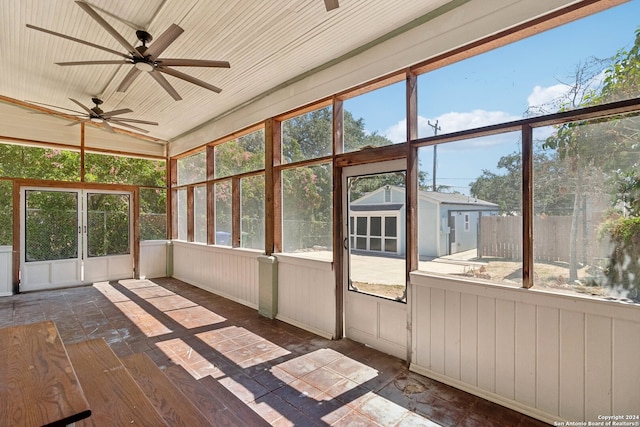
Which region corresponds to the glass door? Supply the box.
[83,191,133,283]
[20,187,133,291]
[21,189,82,291]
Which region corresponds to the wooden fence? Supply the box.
[478,215,609,263]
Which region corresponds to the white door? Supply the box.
[343,160,408,360]
[83,191,134,283]
[20,187,133,291]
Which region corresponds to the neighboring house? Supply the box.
[349,185,499,259]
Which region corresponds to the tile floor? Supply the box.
[0,278,550,426]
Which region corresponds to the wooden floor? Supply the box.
[0,278,550,426]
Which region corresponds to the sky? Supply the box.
[343,0,640,194]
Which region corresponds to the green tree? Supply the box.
[543,26,640,289]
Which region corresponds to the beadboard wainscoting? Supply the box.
[410,272,640,424]
[275,254,336,339]
[139,240,169,279]
[172,241,260,308]
[0,246,11,296]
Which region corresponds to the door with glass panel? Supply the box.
[21,188,133,291]
[343,160,408,360]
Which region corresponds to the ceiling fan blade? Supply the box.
[75,1,142,58]
[109,121,150,133]
[149,71,182,101]
[102,120,115,133]
[157,67,222,93]
[117,67,142,92]
[157,59,230,68]
[26,99,86,115]
[69,98,93,115]
[56,60,131,66]
[66,118,89,127]
[110,117,158,125]
[324,0,339,11]
[101,108,133,118]
[26,24,130,58]
[145,24,184,59]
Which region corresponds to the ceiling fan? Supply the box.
[30,97,158,133]
[26,1,230,101]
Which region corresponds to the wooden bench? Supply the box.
[0,321,91,427]
[65,338,168,426]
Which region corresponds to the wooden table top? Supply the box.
[0,320,92,427]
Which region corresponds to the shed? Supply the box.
[349,186,499,258]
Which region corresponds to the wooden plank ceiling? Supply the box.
[0,0,452,143]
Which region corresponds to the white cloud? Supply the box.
[424,110,520,135]
[527,84,572,109]
[383,109,521,144]
[384,119,406,143]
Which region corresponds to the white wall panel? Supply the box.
[613,319,640,413]
[495,299,515,400]
[346,288,407,360]
[0,246,12,296]
[459,292,478,386]
[430,287,445,374]
[412,284,431,369]
[410,273,640,424]
[477,296,496,393]
[585,314,612,421]
[172,242,259,308]
[536,306,559,416]
[85,126,165,157]
[515,301,536,409]
[139,240,168,279]
[276,254,336,339]
[444,290,461,379]
[559,310,585,420]
[379,302,406,348]
[0,102,80,146]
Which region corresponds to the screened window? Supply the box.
[140,188,166,240]
[176,188,187,241]
[417,2,640,139]
[281,163,332,253]
[85,153,166,186]
[417,131,521,285]
[0,180,11,245]
[343,81,406,152]
[214,130,265,178]
[533,115,640,303]
[282,107,332,163]
[0,143,80,181]
[177,151,206,186]
[194,185,207,244]
[214,181,232,246]
[240,175,264,250]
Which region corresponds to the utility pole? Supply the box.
[428,120,441,191]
